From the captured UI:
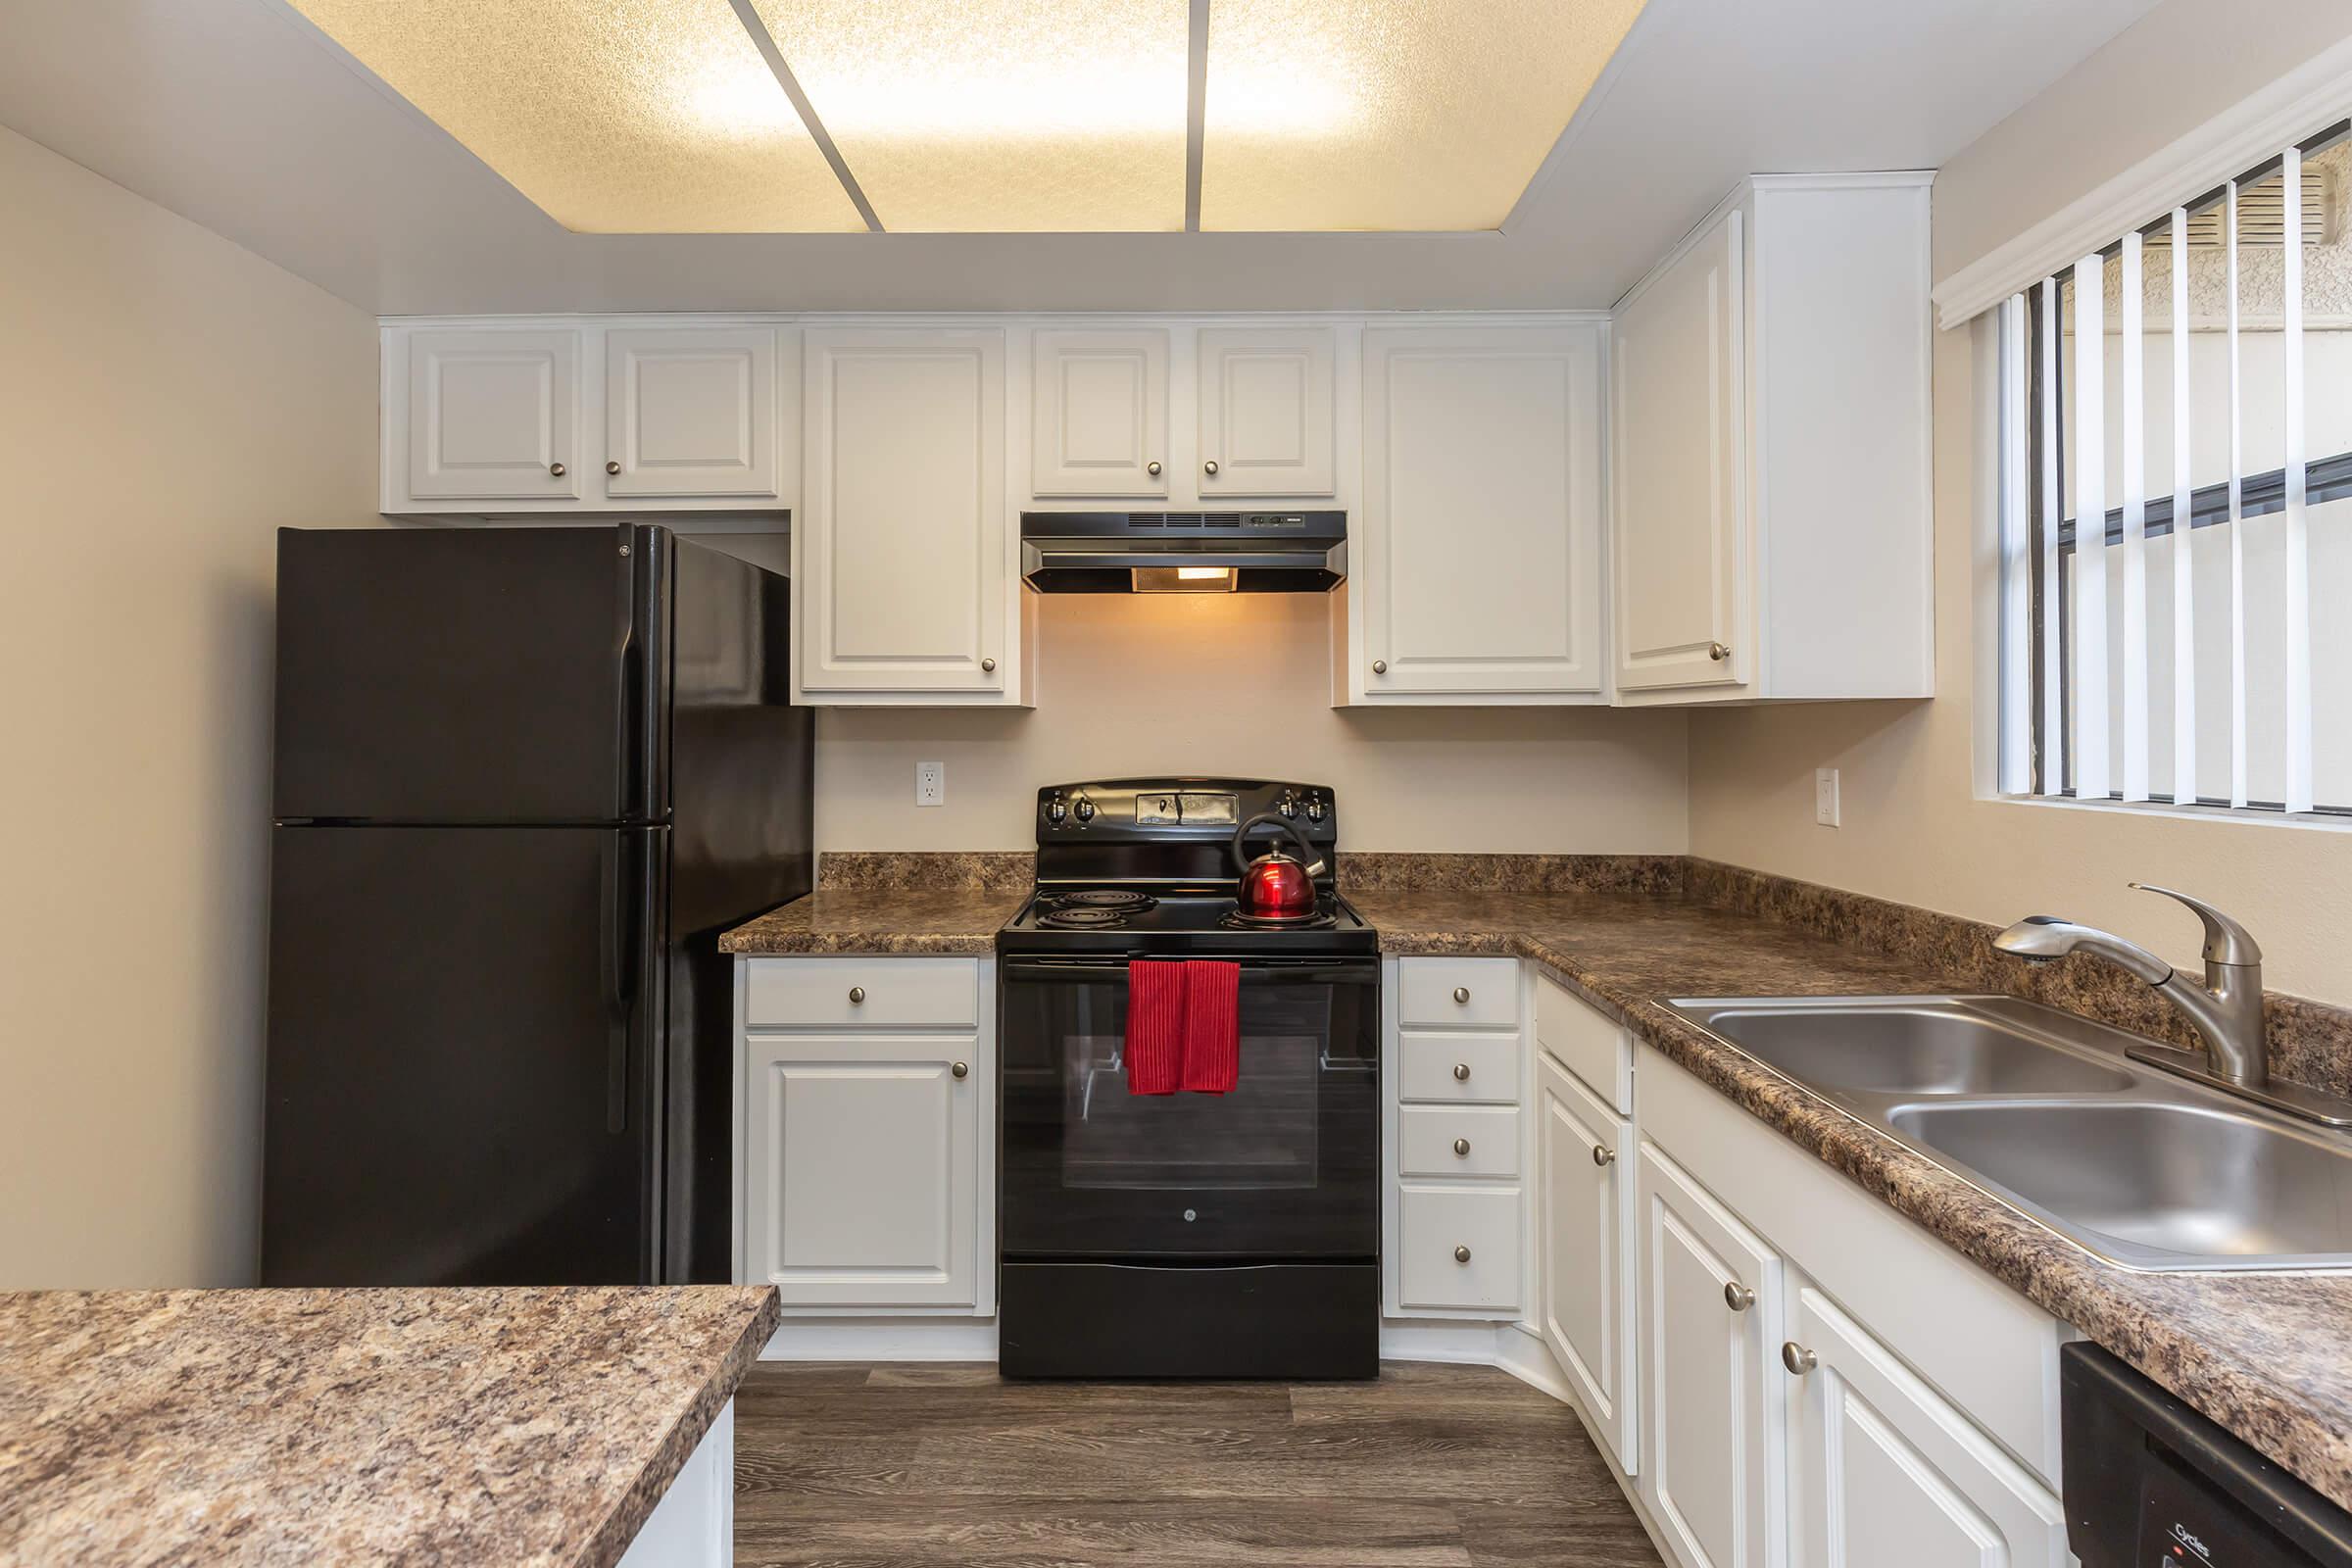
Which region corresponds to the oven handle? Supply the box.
[1000,957,1379,986]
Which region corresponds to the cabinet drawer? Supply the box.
[1398,958,1519,1028]
[1398,1104,1521,1179]
[1397,1033,1521,1104]
[744,957,980,1029]
[1396,1185,1521,1312]
[1536,970,1633,1114]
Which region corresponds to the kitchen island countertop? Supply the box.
[0,1284,779,1567]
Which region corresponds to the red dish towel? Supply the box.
[1125,960,1189,1096]
[1180,960,1241,1095]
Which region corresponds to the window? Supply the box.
[1999,121,2352,815]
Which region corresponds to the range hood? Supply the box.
[1019,511,1347,594]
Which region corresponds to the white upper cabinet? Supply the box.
[1030,328,1169,498]
[403,328,580,502]
[604,324,780,499]
[1355,324,1605,703]
[1197,327,1337,497]
[1611,173,1935,705]
[797,327,1016,704]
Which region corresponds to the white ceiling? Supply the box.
[0,0,2159,316]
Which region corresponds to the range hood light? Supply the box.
[1132,565,1238,593]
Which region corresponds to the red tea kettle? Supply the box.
[1232,812,1327,919]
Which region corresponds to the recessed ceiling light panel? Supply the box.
[752,0,1191,232]
[288,0,865,232]
[1199,0,1649,232]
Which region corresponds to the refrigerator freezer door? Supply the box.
[263,824,665,1286]
[273,525,665,824]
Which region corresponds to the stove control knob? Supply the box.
[1073,797,1096,824]
[1278,793,1298,819]
[1305,795,1326,823]
[1046,797,1067,825]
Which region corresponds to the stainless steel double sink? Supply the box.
[1665,995,2352,1272]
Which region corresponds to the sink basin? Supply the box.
[1665,994,2352,1270]
[1889,1101,2352,1269]
[1690,1003,2134,1097]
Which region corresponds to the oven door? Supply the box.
[999,955,1379,1261]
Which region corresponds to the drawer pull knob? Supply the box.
[1452,1138,1471,1157]
[848,986,866,1004]
[1453,1245,1472,1264]
[1783,1341,1817,1376]
[606,460,622,475]
[1724,1281,1755,1312]
[1451,1062,1471,1082]
[981,657,997,672]
[1709,641,1732,662]
[1592,1144,1615,1168]
[952,1061,970,1080]
[1147,460,1162,476]
[1452,986,1470,1004]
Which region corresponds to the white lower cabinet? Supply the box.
[1386,957,1526,1319]
[1638,1140,1783,1568]
[1538,1051,1635,1473]
[736,957,994,1315]
[1787,1285,2068,1568]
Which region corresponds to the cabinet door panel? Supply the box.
[1790,1287,2068,1568]
[1197,328,1335,496]
[1032,328,1169,496]
[407,329,579,500]
[1639,1141,1781,1568]
[1540,1054,1635,1472]
[1362,326,1604,696]
[802,329,1006,695]
[1613,209,1745,692]
[743,1034,980,1308]
[606,325,778,498]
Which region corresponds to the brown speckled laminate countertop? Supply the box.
[0,1285,780,1568]
[1351,887,2352,1513]
[717,885,1025,955]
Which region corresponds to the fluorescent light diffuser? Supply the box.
[1133,566,1237,593]
[287,0,864,232]
[751,0,1190,231]
[1199,0,1649,232]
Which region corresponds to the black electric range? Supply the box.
[995,778,1381,1380]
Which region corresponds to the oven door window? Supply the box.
[1000,959,1379,1260]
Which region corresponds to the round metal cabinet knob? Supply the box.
[606,460,621,475]
[952,1061,970,1080]
[981,657,997,672]
[1452,986,1470,1004]
[1783,1342,1818,1376]
[549,462,566,477]
[1592,1144,1616,1167]
[1147,461,1162,476]
[1452,1245,1472,1264]
[1371,660,1387,674]
[1203,460,1220,476]
[848,986,866,1004]
[1724,1281,1756,1312]
[1452,1062,1471,1082]
[1452,1138,1471,1157]
[1708,641,1732,662]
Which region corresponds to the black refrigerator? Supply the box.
[262,523,812,1287]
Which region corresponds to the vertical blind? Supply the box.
[2000,120,2352,814]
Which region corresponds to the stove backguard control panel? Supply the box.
[1037,778,1335,846]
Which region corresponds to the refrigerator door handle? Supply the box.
[601,839,643,1134]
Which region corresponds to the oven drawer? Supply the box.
[1399,957,1519,1029]
[743,957,981,1029]
[1397,1032,1521,1104]
[1398,1105,1521,1179]
[1396,1185,1522,1312]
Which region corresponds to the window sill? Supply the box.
[1987,793,2352,834]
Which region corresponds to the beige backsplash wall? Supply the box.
[811,592,1691,853]
[1688,1,2352,1008]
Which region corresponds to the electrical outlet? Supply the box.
[1814,767,1841,828]
[915,760,945,808]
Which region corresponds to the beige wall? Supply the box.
[0,125,379,1286]
[813,592,1691,854]
[1689,2,2352,1008]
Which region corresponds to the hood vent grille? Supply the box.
[1125,512,1242,528]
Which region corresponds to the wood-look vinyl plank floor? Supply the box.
[732,1361,1662,1568]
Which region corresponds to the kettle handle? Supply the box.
[1233,811,1325,878]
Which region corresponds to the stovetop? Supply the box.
[998,885,1379,956]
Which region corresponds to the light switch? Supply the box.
[1815,767,1840,828]
[916,760,945,808]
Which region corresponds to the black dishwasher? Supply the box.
[2064,1343,2352,1566]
